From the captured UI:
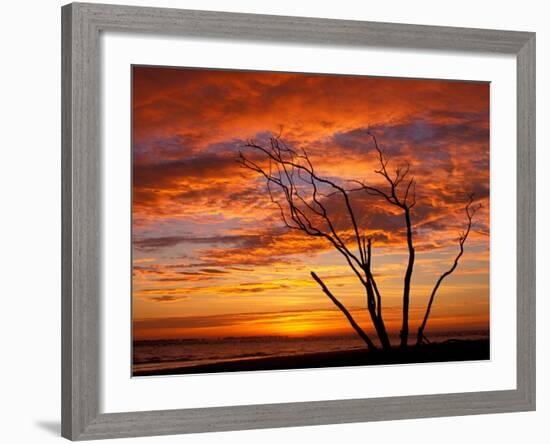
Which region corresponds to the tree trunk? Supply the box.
[365,283,392,351]
[400,208,415,349]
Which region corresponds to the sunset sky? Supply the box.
[132,66,490,343]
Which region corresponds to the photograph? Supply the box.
[131,66,490,377]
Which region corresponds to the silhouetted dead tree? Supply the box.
[416,195,481,346]
[239,134,479,351]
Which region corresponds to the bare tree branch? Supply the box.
[416,194,482,345]
[311,271,377,351]
[239,139,367,283]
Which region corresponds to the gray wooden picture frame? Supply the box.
[61,2,536,440]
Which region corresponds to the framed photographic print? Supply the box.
[131,67,491,377]
[61,2,535,440]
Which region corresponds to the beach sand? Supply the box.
[133,339,489,377]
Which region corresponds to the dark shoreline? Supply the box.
[133,339,489,377]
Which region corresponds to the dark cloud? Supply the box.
[148,295,189,303]
[133,233,262,251]
[331,114,488,160]
[218,283,290,294]
[133,152,240,189]
[138,282,293,300]
[133,307,351,329]
[200,268,229,274]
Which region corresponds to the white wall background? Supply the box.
[0,0,546,443]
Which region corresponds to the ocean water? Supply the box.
[133,330,489,374]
